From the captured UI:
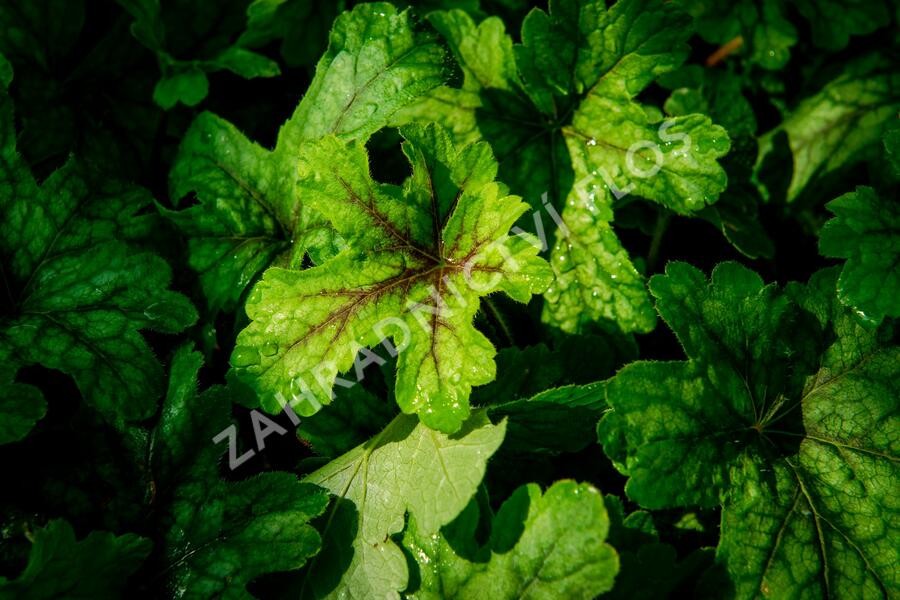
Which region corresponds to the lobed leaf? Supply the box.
[402,480,619,599]
[819,186,900,325]
[0,66,196,434]
[300,410,506,599]
[755,53,900,203]
[0,520,151,599]
[152,346,330,599]
[231,123,551,433]
[116,0,280,109]
[165,3,451,313]
[599,264,900,598]
[400,0,731,334]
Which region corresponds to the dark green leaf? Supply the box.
[0,520,150,599]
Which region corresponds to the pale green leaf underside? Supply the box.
[301,411,506,599]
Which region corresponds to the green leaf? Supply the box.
[819,186,900,325]
[602,495,712,600]
[0,386,44,444]
[661,67,773,259]
[471,344,567,404]
[300,410,506,599]
[0,52,11,86]
[675,0,797,69]
[471,333,635,406]
[0,0,161,178]
[598,261,818,508]
[165,3,450,313]
[164,473,329,600]
[152,66,209,109]
[213,46,282,79]
[239,0,345,68]
[0,361,45,445]
[277,3,450,148]
[117,0,280,109]
[660,66,757,137]
[152,346,330,599]
[677,0,888,68]
[0,519,151,599]
[756,53,900,203]
[163,112,295,313]
[232,123,551,433]
[716,268,900,599]
[399,0,730,335]
[0,1,85,71]
[884,127,900,176]
[0,75,196,428]
[489,382,607,454]
[402,480,618,599]
[600,265,900,598]
[297,384,396,458]
[792,0,890,50]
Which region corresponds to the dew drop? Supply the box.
[231,346,261,367]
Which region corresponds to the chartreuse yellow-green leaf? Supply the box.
[401,480,618,600]
[399,0,730,335]
[0,58,196,437]
[755,53,900,203]
[231,123,552,433]
[599,264,899,598]
[299,410,506,599]
[164,3,450,313]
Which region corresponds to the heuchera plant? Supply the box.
[0,1,897,599]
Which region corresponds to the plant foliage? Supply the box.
[0,1,897,599]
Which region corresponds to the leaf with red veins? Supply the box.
[232,123,552,433]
